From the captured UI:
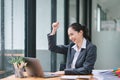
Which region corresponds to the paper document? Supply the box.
[60,75,91,80]
[60,76,79,79]
[92,69,120,80]
[79,75,91,78]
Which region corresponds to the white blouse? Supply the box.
[71,38,86,68]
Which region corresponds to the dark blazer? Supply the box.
[47,34,97,75]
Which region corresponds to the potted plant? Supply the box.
[9,56,27,78]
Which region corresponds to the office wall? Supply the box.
[36,0,51,71]
[4,0,12,50]
[93,31,120,69]
[36,0,51,50]
[69,0,76,24]
[69,0,84,24]
[2,0,24,71]
[4,0,24,71]
[36,50,51,71]
[13,0,24,49]
[36,0,65,72]
[4,0,24,50]
[92,0,120,69]
[97,0,120,20]
[107,5,120,20]
[56,0,64,71]
[79,0,84,24]
[0,0,1,69]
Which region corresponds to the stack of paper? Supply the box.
[92,70,109,80]
[60,75,91,80]
[60,75,79,80]
[92,69,120,80]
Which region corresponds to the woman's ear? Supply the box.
[78,30,83,36]
[79,30,83,34]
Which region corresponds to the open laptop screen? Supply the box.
[24,57,59,78]
[24,57,44,77]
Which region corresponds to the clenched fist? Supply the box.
[50,21,60,35]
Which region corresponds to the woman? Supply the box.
[47,22,97,75]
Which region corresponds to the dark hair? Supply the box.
[69,23,91,41]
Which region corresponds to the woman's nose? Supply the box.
[69,36,73,40]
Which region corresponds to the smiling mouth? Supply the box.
[72,39,76,42]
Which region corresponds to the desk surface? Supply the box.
[1,75,60,80]
[1,75,97,80]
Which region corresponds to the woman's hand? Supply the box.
[54,71,65,76]
[50,21,59,35]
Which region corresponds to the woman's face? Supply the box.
[68,27,83,44]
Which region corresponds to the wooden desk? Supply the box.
[1,75,60,80]
[1,74,97,80]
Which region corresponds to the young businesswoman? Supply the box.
[47,22,97,75]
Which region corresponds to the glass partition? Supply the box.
[0,0,25,77]
[36,0,51,72]
[69,0,76,24]
[92,0,120,69]
[0,0,2,73]
[56,0,64,71]
[96,0,120,32]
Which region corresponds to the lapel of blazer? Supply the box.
[77,48,86,61]
[70,48,76,63]
[75,40,89,65]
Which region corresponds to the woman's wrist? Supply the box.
[50,30,56,35]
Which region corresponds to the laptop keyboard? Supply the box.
[44,72,59,78]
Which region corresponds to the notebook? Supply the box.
[24,57,59,78]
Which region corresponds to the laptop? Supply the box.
[24,57,59,78]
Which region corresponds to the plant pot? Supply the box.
[13,64,25,78]
[14,68,24,78]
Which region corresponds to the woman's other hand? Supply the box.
[54,71,65,76]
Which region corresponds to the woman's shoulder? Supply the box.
[86,40,96,49]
